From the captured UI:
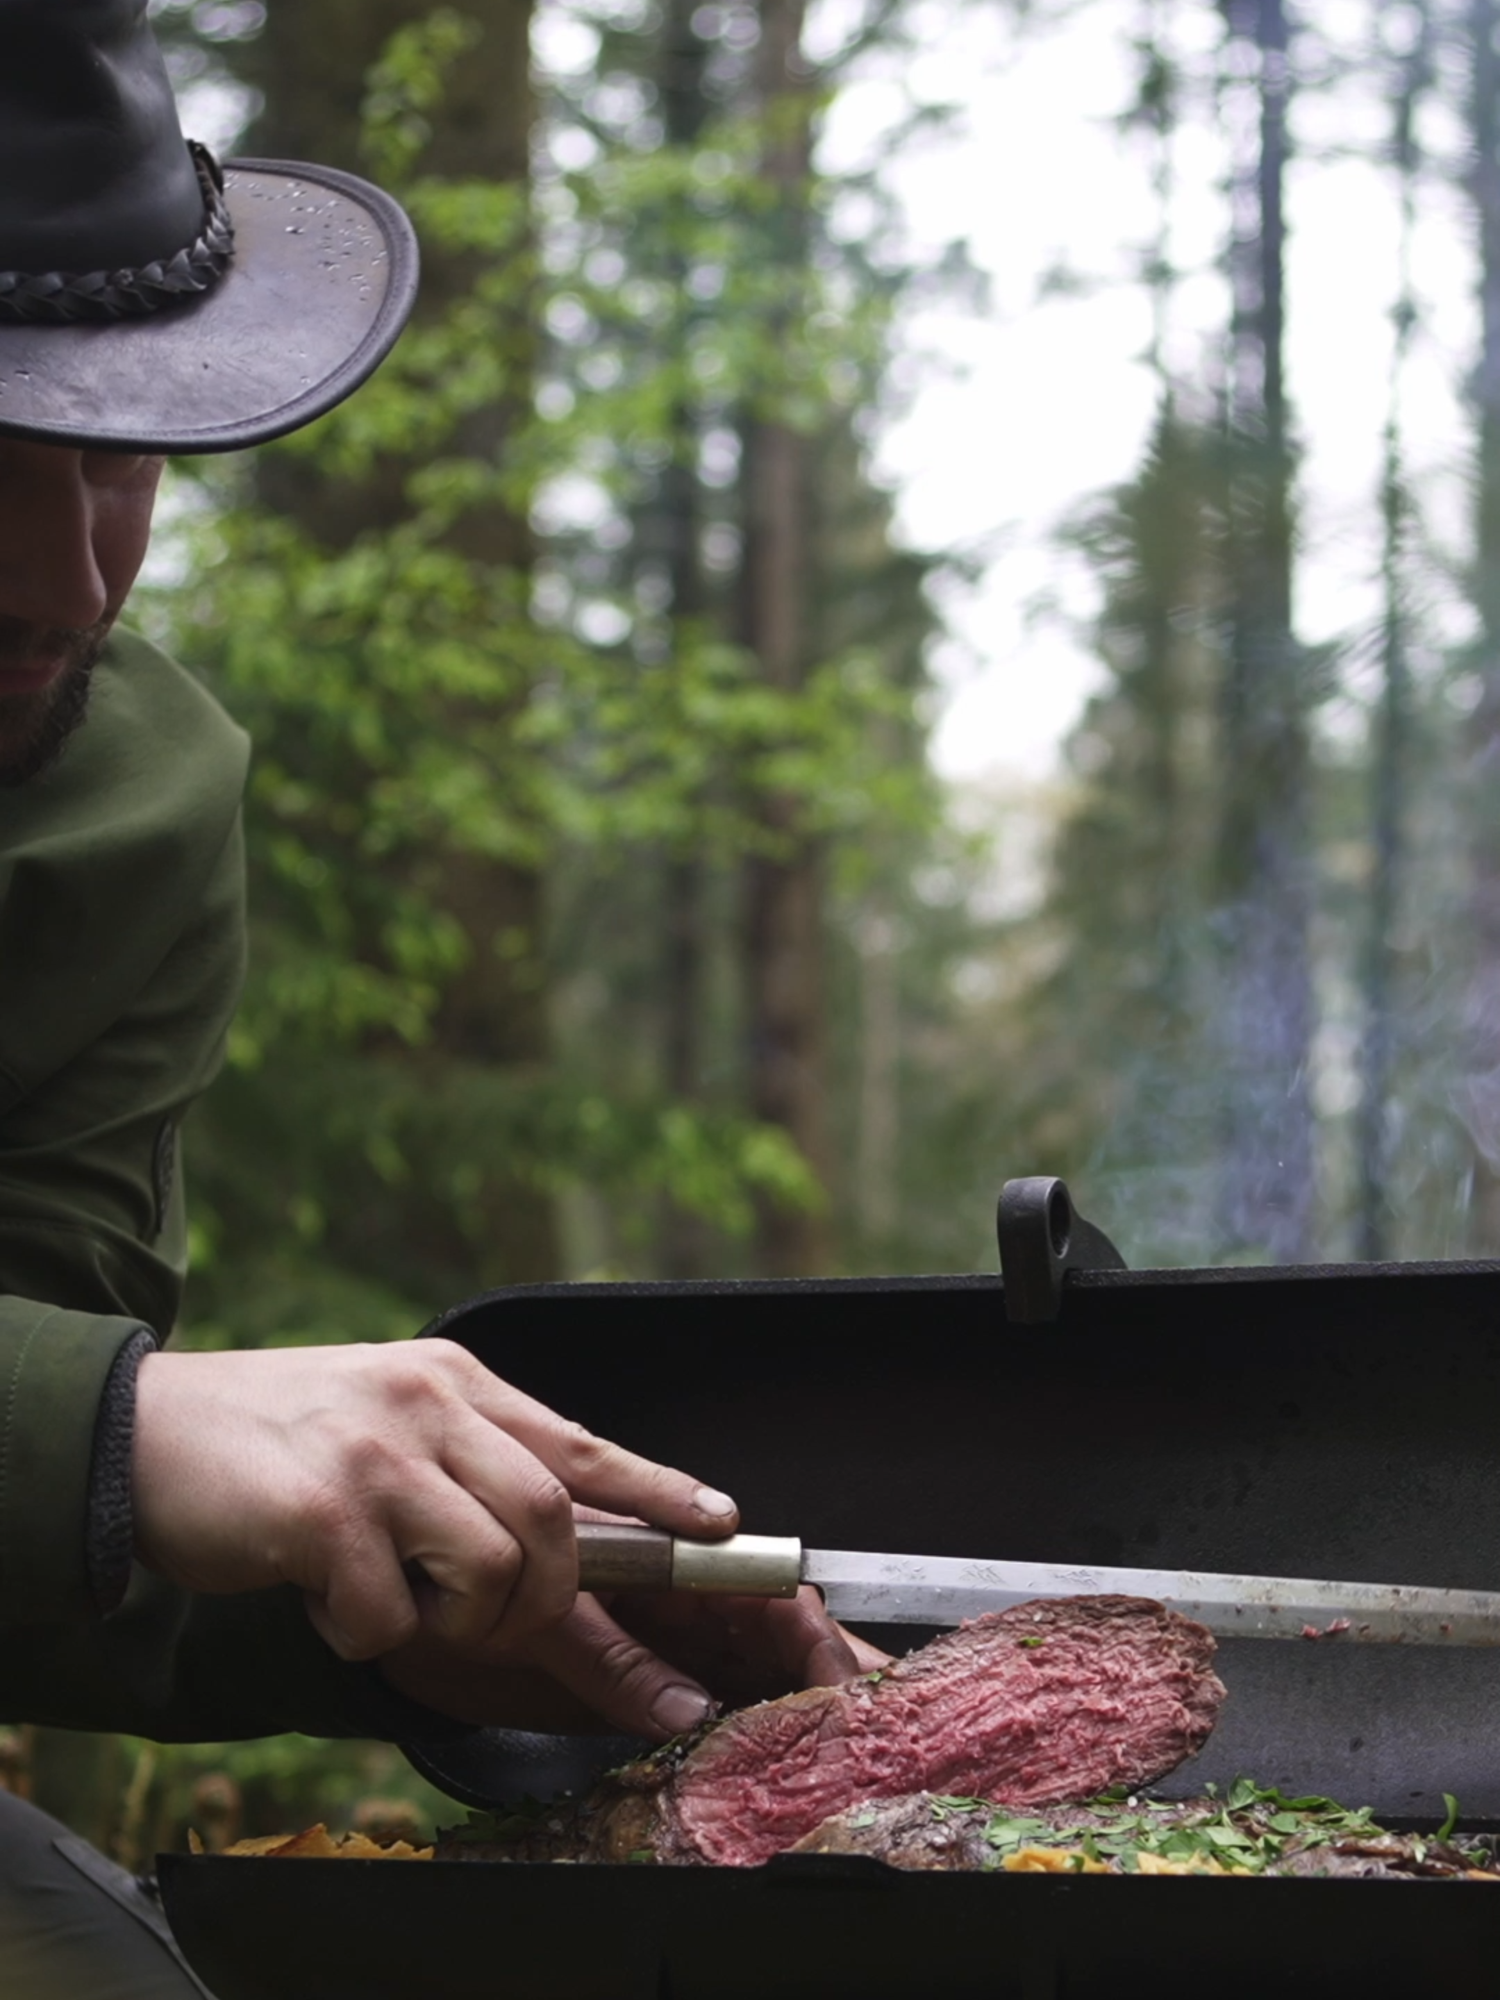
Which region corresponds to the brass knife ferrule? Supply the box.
[670,1532,803,1597]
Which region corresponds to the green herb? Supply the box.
[1439,1794,1460,1842]
[850,1812,877,1829]
[1017,1636,1045,1649]
[863,1670,884,1684]
[982,1814,1056,1851]
[1227,1775,1281,1812]
[627,1848,656,1864]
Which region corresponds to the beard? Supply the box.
[0,617,112,786]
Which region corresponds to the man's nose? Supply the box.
[0,452,109,630]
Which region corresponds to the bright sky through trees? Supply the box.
[815,0,1478,779]
[186,0,1487,782]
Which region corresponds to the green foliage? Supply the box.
[136,5,934,1332]
[360,8,485,185]
[6,1725,454,1865]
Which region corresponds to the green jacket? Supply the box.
[0,629,441,1745]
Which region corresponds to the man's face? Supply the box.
[0,437,163,785]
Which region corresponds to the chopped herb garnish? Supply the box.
[924,1776,1480,1880]
[983,1814,1056,1850]
[1017,1636,1046,1649]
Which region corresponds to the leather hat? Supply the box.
[0,0,418,454]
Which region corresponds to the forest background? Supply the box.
[13,0,1500,1857]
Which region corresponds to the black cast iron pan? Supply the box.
[159,1844,1500,2000]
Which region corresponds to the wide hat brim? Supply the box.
[0,158,418,455]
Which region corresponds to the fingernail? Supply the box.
[649,1684,712,1739]
[694,1486,737,1518]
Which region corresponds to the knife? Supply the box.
[575,1523,1500,1646]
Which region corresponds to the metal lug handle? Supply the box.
[577,1522,802,1597]
[997,1175,1127,1323]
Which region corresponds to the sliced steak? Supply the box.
[438,1595,1224,1868]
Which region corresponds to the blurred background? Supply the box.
[13,0,1500,1850]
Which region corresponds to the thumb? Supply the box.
[527,1595,716,1743]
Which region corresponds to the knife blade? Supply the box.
[574,1523,1500,1646]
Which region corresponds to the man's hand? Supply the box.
[131,1340,739,1662]
[379,1584,892,1739]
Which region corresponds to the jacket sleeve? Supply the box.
[0,633,453,1745]
[0,1301,153,1627]
[0,796,248,1633]
[0,1580,463,1746]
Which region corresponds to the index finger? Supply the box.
[440,1347,741,1540]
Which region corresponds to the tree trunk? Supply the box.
[855,903,899,1244]
[1357,412,1409,1262]
[248,0,558,1286]
[1215,0,1314,1263]
[654,0,712,1278]
[1465,0,1500,1252]
[1357,26,1425,1262]
[736,0,830,1277]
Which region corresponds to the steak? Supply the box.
[439,1595,1225,1868]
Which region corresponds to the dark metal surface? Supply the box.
[159,1850,1500,2000]
[162,1253,1500,1997]
[402,1727,647,1815]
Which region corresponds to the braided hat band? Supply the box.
[0,142,234,326]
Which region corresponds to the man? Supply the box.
[0,5,869,1992]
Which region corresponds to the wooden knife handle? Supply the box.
[576,1523,803,1597]
[576,1523,675,1592]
